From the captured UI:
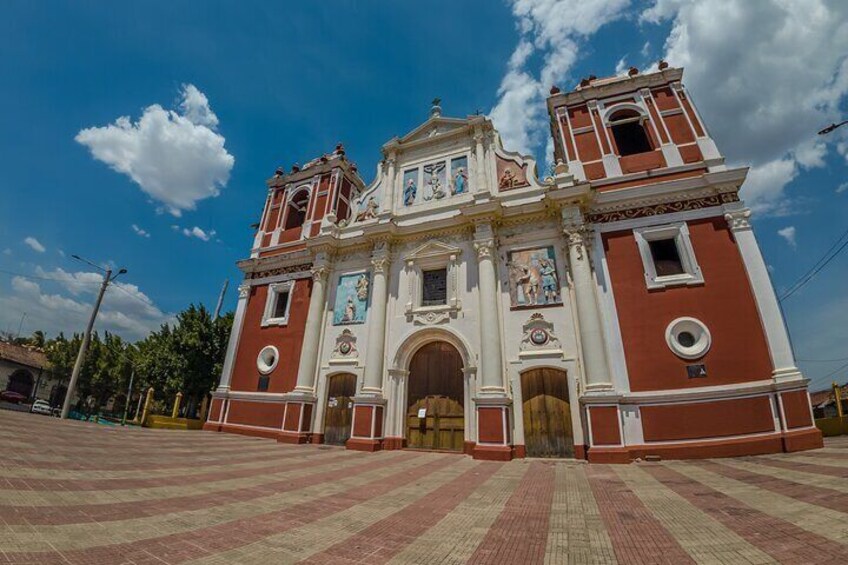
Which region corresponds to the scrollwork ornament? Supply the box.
[311,264,330,283]
[371,256,390,274]
[238,284,251,299]
[724,208,752,231]
[474,238,495,260]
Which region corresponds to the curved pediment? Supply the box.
[404,239,463,262]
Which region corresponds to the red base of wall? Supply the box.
[278,431,310,444]
[382,437,406,450]
[574,444,587,460]
[346,437,383,452]
[463,441,476,456]
[219,424,280,440]
[782,427,823,452]
[587,447,631,464]
[310,433,324,445]
[513,444,526,459]
[202,422,222,432]
[473,444,514,461]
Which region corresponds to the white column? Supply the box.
[362,241,391,395]
[217,283,251,391]
[473,223,504,393]
[725,207,801,381]
[473,126,488,194]
[381,152,397,213]
[293,254,331,394]
[562,207,612,391]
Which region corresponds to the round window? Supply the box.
[665,318,711,360]
[256,345,279,374]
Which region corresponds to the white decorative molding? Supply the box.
[665,317,711,360]
[403,239,462,320]
[257,345,279,374]
[330,329,358,364]
[633,222,704,289]
[261,280,295,327]
[519,313,563,357]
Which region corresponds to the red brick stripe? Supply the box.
[467,461,555,565]
[586,465,695,565]
[695,460,848,514]
[3,454,459,565]
[0,451,392,525]
[645,464,848,563]
[747,456,848,478]
[301,461,503,564]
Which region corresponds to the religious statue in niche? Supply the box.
[423,162,446,200]
[507,246,562,307]
[499,167,520,189]
[403,169,417,206]
[451,156,469,195]
[333,272,370,325]
[355,196,379,221]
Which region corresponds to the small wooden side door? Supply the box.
[324,373,356,446]
[521,368,574,458]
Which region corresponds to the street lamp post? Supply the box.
[60,255,126,420]
[818,120,848,135]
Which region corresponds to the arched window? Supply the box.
[609,109,653,156]
[283,188,310,230]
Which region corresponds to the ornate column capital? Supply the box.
[310,264,330,283]
[473,238,496,260]
[371,256,390,274]
[724,208,753,231]
[237,283,251,299]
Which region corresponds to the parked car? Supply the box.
[31,399,56,416]
[0,390,27,404]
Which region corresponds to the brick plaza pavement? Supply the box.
[1,410,847,564]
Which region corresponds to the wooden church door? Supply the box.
[406,341,465,451]
[521,368,574,458]
[323,373,356,446]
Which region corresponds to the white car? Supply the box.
[31,399,56,416]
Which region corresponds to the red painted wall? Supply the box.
[640,396,774,442]
[589,406,621,445]
[781,390,813,429]
[478,407,506,444]
[227,399,284,429]
[603,217,773,392]
[229,280,312,394]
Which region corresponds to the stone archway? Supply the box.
[6,369,34,398]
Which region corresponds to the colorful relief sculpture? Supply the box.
[333,272,370,325]
[451,156,468,194]
[499,167,519,189]
[507,246,562,307]
[403,170,417,206]
[423,162,446,200]
[355,196,379,221]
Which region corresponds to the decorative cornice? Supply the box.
[724,207,752,231]
[587,193,739,224]
[246,263,312,280]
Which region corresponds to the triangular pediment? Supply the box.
[405,239,463,261]
[398,117,471,145]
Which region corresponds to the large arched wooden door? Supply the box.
[323,373,356,446]
[7,370,34,398]
[406,341,464,451]
[521,368,574,458]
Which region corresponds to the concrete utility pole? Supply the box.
[60,255,126,419]
[213,279,229,321]
[121,369,135,426]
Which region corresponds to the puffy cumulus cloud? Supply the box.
[131,224,151,238]
[75,84,235,216]
[777,226,797,249]
[489,0,631,157]
[180,225,216,242]
[1,268,172,341]
[642,0,848,215]
[23,236,46,253]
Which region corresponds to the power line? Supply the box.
[778,226,848,302]
[0,268,102,286]
[820,360,848,381]
[797,356,848,363]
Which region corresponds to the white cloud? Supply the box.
[837,181,848,194]
[1,268,172,341]
[131,224,151,238]
[777,226,797,249]
[75,84,235,216]
[181,225,216,242]
[23,237,46,253]
[489,0,631,158]
[642,0,848,216]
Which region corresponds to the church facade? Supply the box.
[204,66,823,463]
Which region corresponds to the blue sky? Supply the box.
[1,1,847,390]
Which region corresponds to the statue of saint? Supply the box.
[429,170,445,199]
[453,167,468,194]
[356,196,379,221]
[343,296,357,323]
[404,178,417,206]
[356,274,369,301]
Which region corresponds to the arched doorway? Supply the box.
[7,369,34,398]
[323,373,356,446]
[521,368,573,458]
[406,341,464,450]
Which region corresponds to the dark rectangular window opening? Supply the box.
[421,268,448,306]
[648,238,685,276]
[612,121,653,156]
[257,375,270,391]
[273,290,290,318]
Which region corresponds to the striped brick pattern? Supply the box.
[1,411,845,564]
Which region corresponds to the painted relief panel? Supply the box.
[403,169,418,206]
[497,156,529,191]
[422,162,447,201]
[450,156,469,195]
[333,272,370,325]
[507,246,562,307]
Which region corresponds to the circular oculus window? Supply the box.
[256,345,279,374]
[665,317,711,360]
